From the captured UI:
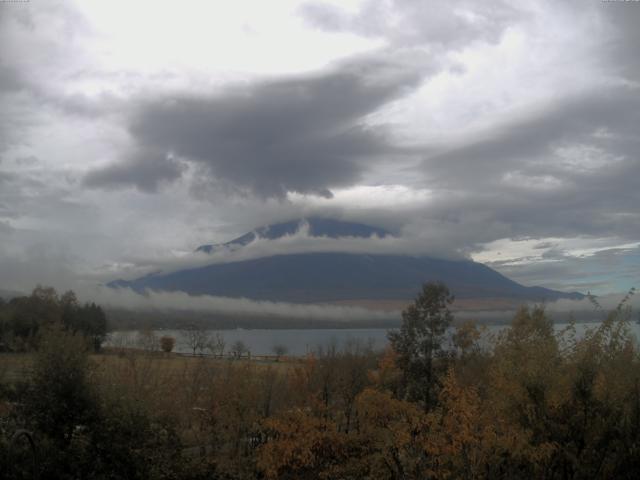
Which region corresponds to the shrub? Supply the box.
[160,335,175,353]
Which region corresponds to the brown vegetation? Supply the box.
[1,283,640,479]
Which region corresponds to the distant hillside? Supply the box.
[109,218,584,303]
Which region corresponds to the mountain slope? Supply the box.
[109,218,584,303]
[110,252,582,302]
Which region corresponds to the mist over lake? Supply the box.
[107,320,640,356]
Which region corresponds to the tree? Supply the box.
[159,335,175,353]
[388,281,454,409]
[272,344,288,361]
[231,340,248,359]
[207,332,226,357]
[182,324,210,355]
[7,287,62,349]
[77,303,108,352]
[20,325,98,448]
[452,320,483,357]
[136,327,158,352]
[59,294,107,352]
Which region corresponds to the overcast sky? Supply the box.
[1,0,639,296]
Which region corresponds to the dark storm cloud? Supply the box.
[84,148,186,193]
[85,57,424,197]
[299,0,522,48]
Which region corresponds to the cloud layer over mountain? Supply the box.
[0,0,638,297]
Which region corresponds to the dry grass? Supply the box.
[0,353,34,384]
[1,350,298,448]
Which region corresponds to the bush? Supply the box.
[160,335,176,353]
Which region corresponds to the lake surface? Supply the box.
[107,321,640,356]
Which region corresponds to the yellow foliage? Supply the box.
[257,408,343,480]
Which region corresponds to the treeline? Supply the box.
[1,283,640,479]
[0,286,107,351]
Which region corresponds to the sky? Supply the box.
[0,0,639,299]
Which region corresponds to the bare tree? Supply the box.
[182,325,211,355]
[272,344,288,361]
[206,332,226,357]
[137,327,158,353]
[231,340,248,359]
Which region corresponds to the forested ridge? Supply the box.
[1,283,639,479]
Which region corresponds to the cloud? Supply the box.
[544,291,640,315]
[423,88,639,188]
[600,1,640,80]
[84,285,396,322]
[299,0,523,48]
[84,147,186,193]
[80,280,640,327]
[84,55,425,197]
[484,244,640,295]
[1,0,639,298]
[103,221,470,283]
[414,86,640,248]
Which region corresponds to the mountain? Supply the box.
[195,217,390,253]
[109,218,584,303]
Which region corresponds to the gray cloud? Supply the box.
[1,0,639,298]
[86,286,395,322]
[424,89,639,186]
[0,220,14,234]
[299,0,523,48]
[0,64,23,94]
[600,2,640,80]
[84,56,424,197]
[417,87,640,244]
[84,148,186,193]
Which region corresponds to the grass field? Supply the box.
[0,349,297,385]
[1,349,299,449]
[0,353,34,384]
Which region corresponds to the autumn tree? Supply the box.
[388,281,454,409]
[258,408,344,479]
[452,319,483,357]
[160,335,175,353]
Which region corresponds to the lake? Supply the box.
[107,320,640,356]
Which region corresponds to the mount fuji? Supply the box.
[108,218,584,304]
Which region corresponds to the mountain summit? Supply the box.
[195,217,390,254]
[110,218,584,304]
